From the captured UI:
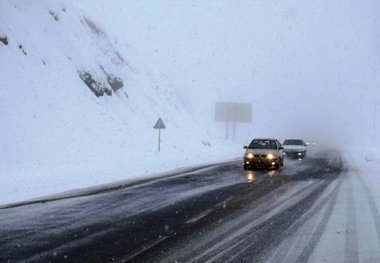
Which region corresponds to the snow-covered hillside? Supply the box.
[0,1,241,205]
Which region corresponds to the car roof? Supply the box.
[252,138,278,141]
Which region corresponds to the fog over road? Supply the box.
[1,150,378,263]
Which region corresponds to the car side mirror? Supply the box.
[243,146,248,149]
[279,146,284,150]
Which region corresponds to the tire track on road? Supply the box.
[221,176,342,263]
[185,181,321,263]
[267,178,339,263]
[344,175,359,263]
[137,154,344,263]
[292,175,342,263]
[356,171,380,248]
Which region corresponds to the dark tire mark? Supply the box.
[356,172,380,248]
[293,177,342,263]
[129,174,292,263]
[344,176,359,263]
[267,182,337,263]
[213,176,341,263]
[133,155,343,263]
[176,181,322,263]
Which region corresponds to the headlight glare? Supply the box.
[267,153,274,160]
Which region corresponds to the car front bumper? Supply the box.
[244,158,278,168]
[284,151,306,159]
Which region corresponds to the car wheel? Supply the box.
[280,157,284,167]
[274,163,280,170]
[244,165,249,170]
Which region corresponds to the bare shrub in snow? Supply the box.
[107,75,123,92]
[49,11,59,21]
[0,36,8,45]
[18,44,27,55]
[114,51,126,64]
[202,141,212,147]
[83,17,104,36]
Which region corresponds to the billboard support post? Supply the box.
[215,102,252,140]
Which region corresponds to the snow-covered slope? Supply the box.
[0,1,241,205]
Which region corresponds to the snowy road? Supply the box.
[1,150,379,262]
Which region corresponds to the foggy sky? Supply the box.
[79,0,380,149]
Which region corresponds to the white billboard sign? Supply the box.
[215,102,252,123]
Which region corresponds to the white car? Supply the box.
[283,139,307,159]
[243,138,284,170]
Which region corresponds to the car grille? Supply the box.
[284,149,302,153]
[254,154,267,158]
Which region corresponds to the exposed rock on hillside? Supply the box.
[79,71,112,97]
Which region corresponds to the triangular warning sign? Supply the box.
[154,117,166,129]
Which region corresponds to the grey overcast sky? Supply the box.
[78,0,380,147]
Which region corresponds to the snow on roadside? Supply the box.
[0,1,244,206]
[344,148,380,205]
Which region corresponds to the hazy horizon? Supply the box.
[71,0,380,147]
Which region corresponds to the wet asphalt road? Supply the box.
[0,150,346,263]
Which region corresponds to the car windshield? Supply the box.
[249,140,277,149]
[283,139,305,145]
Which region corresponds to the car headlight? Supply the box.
[267,153,274,160]
[246,153,254,159]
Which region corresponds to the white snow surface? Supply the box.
[0,1,242,205]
